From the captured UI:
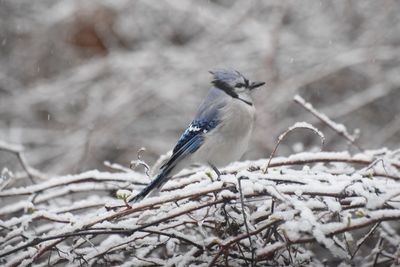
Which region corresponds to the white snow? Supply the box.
[1,148,399,266]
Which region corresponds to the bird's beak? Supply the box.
[249,81,265,90]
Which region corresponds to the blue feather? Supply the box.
[168,88,225,164]
[129,88,227,203]
[173,120,217,155]
[130,133,205,203]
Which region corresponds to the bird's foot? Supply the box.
[209,163,222,181]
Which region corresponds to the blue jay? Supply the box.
[129,69,265,203]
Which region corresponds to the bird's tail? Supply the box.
[129,166,173,203]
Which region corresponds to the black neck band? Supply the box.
[212,80,238,98]
[237,97,253,106]
[212,80,253,106]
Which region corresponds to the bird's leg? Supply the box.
[208,163,221,206]
[209,163,221,181]
[123,199,132,209]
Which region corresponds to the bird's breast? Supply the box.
[192,99,255,167]
[218,99,255,138]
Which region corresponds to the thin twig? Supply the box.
[208,218,284,267]
[372,238,384,267]
[263,121,324,173]
[238,176,254,267]
[0,140,44,182]
[351,223,380,259]
[294,95,364,151]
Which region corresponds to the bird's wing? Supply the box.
[162,88,227,170]
[129,88,228,203]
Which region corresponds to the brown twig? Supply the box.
[263,121,325,173]
[256,211,400,260]
[208,218,284,267]
[0,198,230,259]
[294,95,364,151]
[238,176,254,266]
[0,140,44,183]
[350,222,380,259]
[2,148,400,266]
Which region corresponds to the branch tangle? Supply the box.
[1,150,400,266]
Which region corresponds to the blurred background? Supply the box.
[1,0,400,175]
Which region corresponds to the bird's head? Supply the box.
[209,69,265,105]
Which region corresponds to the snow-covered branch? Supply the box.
[1,147,399,266]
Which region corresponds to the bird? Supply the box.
[129,69,265,203]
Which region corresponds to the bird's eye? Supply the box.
[235,83,245,88]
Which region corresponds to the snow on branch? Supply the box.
[263,121,325,174]
[294,95,363,151]
[1,145,400,266]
